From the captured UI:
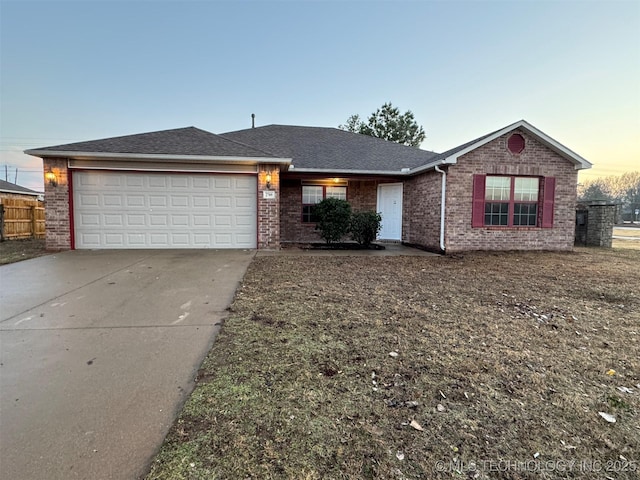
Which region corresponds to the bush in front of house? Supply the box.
[314,198,352,244]
[350,211,382,247]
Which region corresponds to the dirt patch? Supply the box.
[146,249,639,480]
[0,238,49,265]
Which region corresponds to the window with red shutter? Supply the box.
[472,175,486,227]
[541,177,556,228]
[471,175,554,228]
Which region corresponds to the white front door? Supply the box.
[377,183,403,240]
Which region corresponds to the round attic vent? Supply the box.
[508,133,525,154]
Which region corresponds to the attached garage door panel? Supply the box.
[73,172,257,249]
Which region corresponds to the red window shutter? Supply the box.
[472,174,486,227]
[541,177,556,228]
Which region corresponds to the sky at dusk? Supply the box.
[1,0,638,192]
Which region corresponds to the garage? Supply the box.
[73,171,257,249]
[25,126,288,250]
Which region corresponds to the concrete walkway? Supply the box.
[256,243,439,257]
[0,250,254,480]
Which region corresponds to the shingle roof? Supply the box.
[0,179,42,195]
[419,129,500,166]
[26,127,280,159]
[222,125,439,172]
[25,120,591,173]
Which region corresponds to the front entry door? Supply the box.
[377,183,403,240]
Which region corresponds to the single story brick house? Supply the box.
[26,119,591,252]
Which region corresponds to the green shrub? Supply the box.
[350,211,382,246]
[314,198,352,244]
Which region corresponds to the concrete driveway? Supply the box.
[0,249,254,480]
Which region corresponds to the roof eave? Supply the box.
[408,157,456,175]
[287,167,408,176]
[24,150,292,165]
[410,120,592,173]
[0,189,42,196]
[505,120,592,170]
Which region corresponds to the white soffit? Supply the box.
[68,159,257,173]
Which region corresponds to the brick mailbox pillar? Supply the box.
[575,201,617,248]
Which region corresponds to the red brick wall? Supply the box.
[443,129,578,252]
[43,157,72,250]
[257,165,280,249]
[279,178,386,243]
[280,179,316,243]
[402,171,442,251]
[348,180,378,212]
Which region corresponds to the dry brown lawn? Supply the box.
[614,230,640,238]
[147,248,639,480]
[0,238,48,265]
[613,227,640,250]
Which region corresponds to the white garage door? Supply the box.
[73,171,257,249]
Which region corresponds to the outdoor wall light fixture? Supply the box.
[45,170,57,187]
[265,172,272,189]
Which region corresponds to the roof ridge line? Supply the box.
[218,133,282,158]
[29,126,200,151]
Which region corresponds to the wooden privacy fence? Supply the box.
[0,199,45,241]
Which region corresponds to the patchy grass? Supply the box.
[613,228,640,250]
[613,239,640,250]
[0,238,48,265]
[613,228,640,238]
[146,249,640,480]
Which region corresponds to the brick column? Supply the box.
[43,157,72,250]
[586,203,616,248]
[257,165,280,249]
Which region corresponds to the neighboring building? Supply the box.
[0,179,43,203]
[25,120,591,252]
[0,180,45,240]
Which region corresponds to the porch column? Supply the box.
[43,157,72,250]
